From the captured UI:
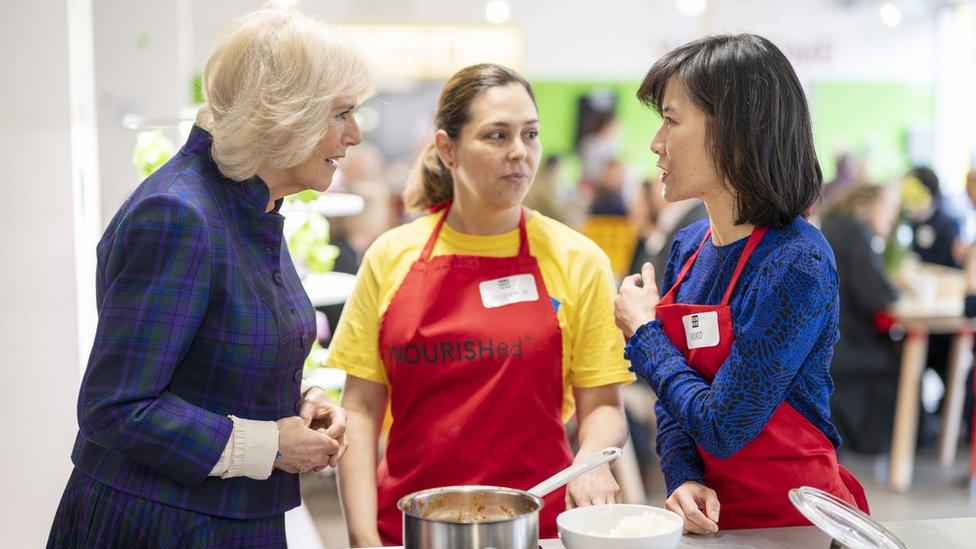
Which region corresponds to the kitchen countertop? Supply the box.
[385,517,974,548]
[533,517,975,548]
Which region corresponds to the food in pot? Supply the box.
[402,488,535,523]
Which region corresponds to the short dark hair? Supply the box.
[637,34,822,228]
[909,166,941,199]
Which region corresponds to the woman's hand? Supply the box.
[566,463,621,508]
[299,387,348,469]
[614,262,660,337]
[274,416,341,474]
[665,481,720,535]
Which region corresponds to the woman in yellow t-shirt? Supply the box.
[329,64,634,546]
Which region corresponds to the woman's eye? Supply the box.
[526,129,539,140]
[488,131,505,140]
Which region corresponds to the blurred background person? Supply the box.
[589,158,629,216]
[954,168,976,445]
[578,113,620,185]
[524,154,570,223]
[821,183,901,456]
[905,166,963,268]
[329,143,393,274]
[822,151,869,208]
[902,166,964,447]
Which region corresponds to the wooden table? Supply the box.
[889,281,974,493]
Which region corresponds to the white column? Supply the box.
[933,3,976,196]
[93,0,184,227]
[0,0,100,545]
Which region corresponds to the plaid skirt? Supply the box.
[48,468,286,548]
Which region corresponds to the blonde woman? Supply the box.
[48,5,371,547]
[330,64,633,546]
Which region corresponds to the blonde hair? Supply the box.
[828,183,890,222]
[403,64,536,212]
[199,3,372,181]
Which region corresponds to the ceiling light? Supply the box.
[486,1,510,24]
[881,2,902,28]
[675,0,707,18]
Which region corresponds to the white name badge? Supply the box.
[682,311,720,349]
[479,274,539,309]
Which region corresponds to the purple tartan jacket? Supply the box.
[70,126,316,519]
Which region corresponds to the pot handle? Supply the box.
[527,447,622,499]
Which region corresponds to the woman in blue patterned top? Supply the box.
[48,5,371,547]
[614,34,869,534]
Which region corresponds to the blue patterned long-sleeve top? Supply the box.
[624,218,841,495]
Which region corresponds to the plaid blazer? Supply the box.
[70,126,316,519]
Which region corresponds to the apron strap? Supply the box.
[419,199,531,261]
[419,200,452,261]
[516,208,530,257]
[665,230,713,300]
[720,226,769,306]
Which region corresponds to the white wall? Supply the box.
[0,0,97,545]
[94,0,185,227]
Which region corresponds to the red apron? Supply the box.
[655,226,869,530]
[375,201,573,544]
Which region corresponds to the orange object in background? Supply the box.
[580,215,638,279]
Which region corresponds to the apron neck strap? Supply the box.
[516,209,530,257]
[667,230,712,298]
[419,199,530,261]
[720,226,769,306]
[664,225,769,305]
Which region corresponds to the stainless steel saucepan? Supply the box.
[397,447,622,549]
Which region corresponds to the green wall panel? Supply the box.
[531,78,934,186]
[810,81,933,181]
[531,80,660,184]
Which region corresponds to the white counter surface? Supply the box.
[384,517,975,548]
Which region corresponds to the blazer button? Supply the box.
[301,333,309,347]
[293,369,303,382]
[273,271,284,285]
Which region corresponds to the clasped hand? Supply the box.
[274,388,348,474]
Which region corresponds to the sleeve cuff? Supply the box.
[220,416,279,480]
[300,378,325,395]
[624,320,689,392]
[665,472,706,496]
[623,320,658,361]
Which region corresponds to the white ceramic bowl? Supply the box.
[557,504,683,549]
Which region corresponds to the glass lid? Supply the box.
[788,486,907,549]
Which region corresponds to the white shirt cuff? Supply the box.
[208,416,279,480]
[209,429,233,476]
[300,378,326,395]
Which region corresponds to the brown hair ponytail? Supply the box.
[402,63,536,212]
[404,142,454,211]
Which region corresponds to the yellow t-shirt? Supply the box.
[327,211,635,421]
